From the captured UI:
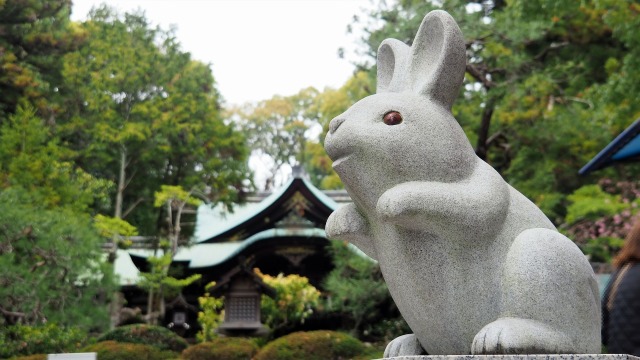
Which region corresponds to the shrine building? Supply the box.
[113,169,351,336]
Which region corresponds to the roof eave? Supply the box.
[579,117,640,175]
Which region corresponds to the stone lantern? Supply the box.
[208,264,276,336]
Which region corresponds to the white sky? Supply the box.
[71,0,375,106]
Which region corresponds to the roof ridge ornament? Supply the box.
[291,165,310,180]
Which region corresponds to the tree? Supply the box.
[233,72,375,191]
[59,6,250,235]
[0,104,111,209]
[231,87,320,190]
[0,0,83,120]
[0,190,114,329]
[323,241,406,339]
[60,6,170,227]
[94,214,138,262]
[138,253,201,325]
[0,105,114,329]
[139,185,203,325]
[0,2,251,331]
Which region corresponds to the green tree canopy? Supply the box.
[234,72,375,190]
[231,87,320,190]
[59,6,250,234]
[0,106,113,329]
[0,0,83,119]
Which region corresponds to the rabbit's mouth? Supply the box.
[331,154,352,171]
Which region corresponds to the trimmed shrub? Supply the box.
[97,324,188,352]
[182,337,259,360]
[11,355,47,360]
[0,323,89,358]
[254,330,365,360]
[82,341,177,360]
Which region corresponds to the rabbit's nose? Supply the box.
[329,117,346,134]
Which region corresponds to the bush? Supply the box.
[196,291,225,342]
[97,324,188,352]
[254,330,365,360]
[323,241,401,339]
[82,341,177,360]
[0,323,89,358]
[256,270,321,336]
[198,272,321,340]
[11,355,47,360]
[182,337,259,360]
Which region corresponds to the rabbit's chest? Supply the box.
[374,225,501,333]
[374,224,499,279]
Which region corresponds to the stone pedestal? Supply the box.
[380,355,639,360]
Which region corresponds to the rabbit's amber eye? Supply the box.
[383,111,403,125]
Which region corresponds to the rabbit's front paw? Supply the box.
[376,187,407,221]
[376,184,425,228]
[326,203,377,259]
[471,318,573,355]
[384,334,426,357]
[326,203,368,239]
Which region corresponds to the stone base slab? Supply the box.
[380,355,640,360]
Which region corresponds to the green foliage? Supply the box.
[154,185,202,208]
[0,104,112,211]
[565,185,629,225]
[231,87,319,189]
[0,189,114,328]
[59,6,250,234]
[0,105,116,330]
[94,214,138,238]
[0,323,89,358]
[196,272,320,339]
[234,70,374,190]
[255,269,321,334]
[137,253,201,324]
[323,241,406,339]
[581,236,625,264]
[82,340,177,360]
[564,180,640,262]
[11,355,47,360]
[94,214,138,250]
[0,0,82,118]
[142,185,204,324]
[138,253,202,295]
[253,330,365,360]
[97,324,188,352]
[182,338,259,360]
[196,290,225,342]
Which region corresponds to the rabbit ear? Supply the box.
[408,10,466,109]
[376,39,411,93]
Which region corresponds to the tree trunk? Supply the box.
[115,146,127,219]
[110,291,125,329]
[146,288,156,325]
[110,147,128,327]
[475,98,496,162]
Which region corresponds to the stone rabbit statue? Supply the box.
[324,10,600,357]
